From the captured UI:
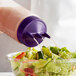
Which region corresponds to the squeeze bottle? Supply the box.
[0,0,50,47]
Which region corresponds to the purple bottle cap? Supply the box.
[17,16,50,47]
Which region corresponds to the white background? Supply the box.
[31,0,76,52]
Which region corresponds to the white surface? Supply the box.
[31,0,76,52]
[0,72,14,76]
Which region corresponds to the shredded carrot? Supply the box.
[20,69,25,73]
[23,60,38,63]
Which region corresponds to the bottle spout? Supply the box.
[34,33,42,38]
[41,33,51,38]
[26,32,34,38]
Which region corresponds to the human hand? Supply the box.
[0,31,3,34]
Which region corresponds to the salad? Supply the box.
[8,46,76,76]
